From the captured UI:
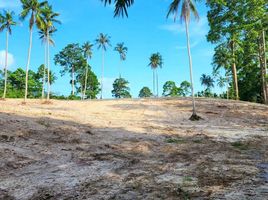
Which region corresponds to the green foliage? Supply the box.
[200,74,214,91]
[112,77,131,98]
[76,65,100,99]
[36,64,57,85]
[163,81,180,97]
[139,87,152,98]
[0,67,46,98]
[148,52,163,70]
[162,80,191,97]
[207,0,268,103]
[231,141,249,151]
[180,81,191,97]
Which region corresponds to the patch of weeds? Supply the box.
[183,176,193,182]
[165,137,186,144]
[192,139,203,144]
[36,119,50,128]
[231,141,249,150]
[175,187,191,200]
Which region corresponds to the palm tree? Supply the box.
[0,11,17,99]
[39,27,56,99]
[200,74,214,91]
[95,33,111,99]
[217,76,226,96]
[82,42,94,100]
[114,42,128,78]
[20,0,47,102]
[148,53,163,97]
[167,0,201,120]
[102,0,134,17]
[41,4,60,101]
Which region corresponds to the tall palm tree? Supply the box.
[95,33,111,99]
[148,53,163,97]
[41,4,60,101]
[167,0,201,120]
[82,41,94,100]
[114,42,128,78]
[102,0,134,17]
[20,0,47,102]
[0,11,17,99]
[39,27,56,99]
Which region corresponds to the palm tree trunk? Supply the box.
[80,85,83,100]
[3,30,9,99]
[185,20,197,117]
[119,60,121,78]
[72,66,75,96]
[24,27,33,102]
[261,30,268,104]
[153,70,155,97]
[42,43,47,99]
[47,31,50,100]
[83,64,88,100]
[156,69,159,97]
[101,49,104,99]
[231,40,239,100]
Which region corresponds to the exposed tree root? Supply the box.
[189,113,203,121]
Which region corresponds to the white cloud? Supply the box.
[0,50,15,69]
[0,0,20,8]
[159,16,208,37]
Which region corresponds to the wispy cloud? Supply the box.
[159,16,208,37]
[0,50,15,69]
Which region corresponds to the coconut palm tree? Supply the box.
[95,33,111,99]
[0,11,17,99]
[20,0,47,102]
[148,53,163,97]
[82,41,94,100]
[217,76,226,96]
[41,4,60,101]
[167,0,201,120]
[39,27,56,99]
[200,74,214,91]
[102,0,134,17]
[114,43,128,78]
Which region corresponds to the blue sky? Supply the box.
[0,0,218,98]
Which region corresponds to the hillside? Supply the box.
[0,98,267,199]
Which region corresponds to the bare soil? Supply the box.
[0,98,267,200]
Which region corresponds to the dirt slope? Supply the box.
[0,98,267,199]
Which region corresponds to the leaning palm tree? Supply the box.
[167,0,201,120]
[0,11,17,99]
[82,41,94,100]
[148,53,163,97]
[39,27,56,99]
[95,33,111,99]
[20,0,47,102]
[41,4,60,101]
[114,42,128,78]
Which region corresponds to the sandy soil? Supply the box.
[0,98,267,199]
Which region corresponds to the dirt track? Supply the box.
[0,98,267,199]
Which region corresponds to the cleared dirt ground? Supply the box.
[0,98,267,199]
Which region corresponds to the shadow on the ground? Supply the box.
[0,110,267,199]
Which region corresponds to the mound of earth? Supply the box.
[0,98,267,199]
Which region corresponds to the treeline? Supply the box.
[207,0,268,103]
